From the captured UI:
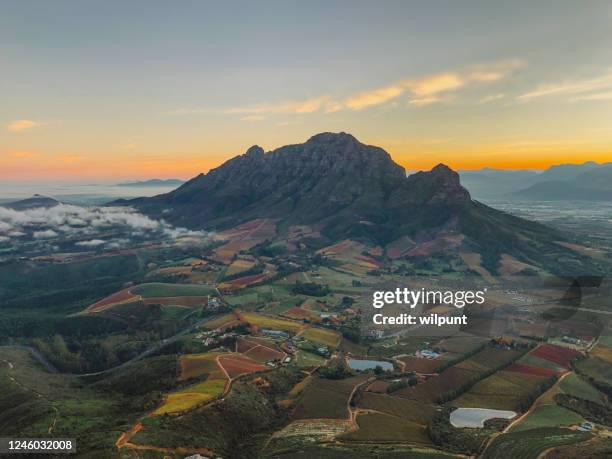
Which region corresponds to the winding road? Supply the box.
[6,314,220,377]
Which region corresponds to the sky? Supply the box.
[2,0,612,181]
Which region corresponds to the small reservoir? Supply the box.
[450,408,516,428]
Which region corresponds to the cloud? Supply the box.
[518,71,612,100]
[33,229,58,239]
[404,73,464,97]
[6,119,44,132]
[225,95,337,116]
[168,59,524,117]
[344,85,405,110]
[0,204,209,247]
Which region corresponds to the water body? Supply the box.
[348,359,393,371]
[449,407,516,428]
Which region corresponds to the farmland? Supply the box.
[300,327,342,348]
[179,352,225,381]
[395,346,525,403]
[529,344,580,369]
[293,375,369,420]
[356,392,435,423]
[453,369,551,411]
[482,428,591,459]
[340,412,433,445]
[239,312,303,333]
[511,404,583,432]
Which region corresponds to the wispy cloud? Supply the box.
[518,71,612,100]
[168,59,524,117]
[479,93,505,104]
[344,85,405,110]
[6,119,46,132]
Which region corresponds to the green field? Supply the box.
[482,427,591,459]
[511,404,583,432]
[301,327,341,348]
[294,350,326,368]
[453,370,548,411]
[559,373,605,404]
[131,282,216,297]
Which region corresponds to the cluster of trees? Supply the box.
[318,360,352,379]
[555,393,612,426]
[386,373,418,393]
[291,280,330,297]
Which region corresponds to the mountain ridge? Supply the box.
[119,132,606,275]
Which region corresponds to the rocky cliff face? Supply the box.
[131,132,472,232]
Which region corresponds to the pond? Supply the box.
[347,359,393,371]
[449,407,516,428]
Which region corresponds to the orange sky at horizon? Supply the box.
[2,140,611,182]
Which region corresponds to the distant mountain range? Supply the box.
[460,162,612,201]
[119,132,606,275]
[117,179,185,187]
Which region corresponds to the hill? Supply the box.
[120,132,605,275]
[1,195,60,210]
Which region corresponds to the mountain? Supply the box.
[458,168,539,199]
[2,195,60,210]
[514,164,612,201]
[537,161,601,181]
[460,162,612,201]
[120,132,605,275]
[117,179,185,187]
